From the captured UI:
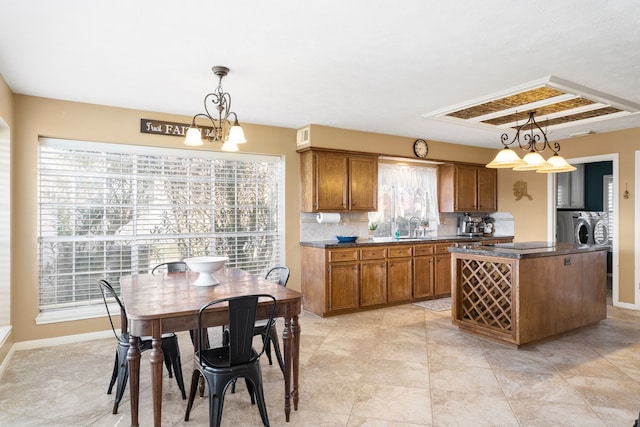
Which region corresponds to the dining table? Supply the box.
[120,267,303,427]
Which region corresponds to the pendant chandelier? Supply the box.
[486,111,576,173]
[184,66,247,152]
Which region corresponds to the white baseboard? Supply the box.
[0,330,113,379]
[13,329,113,351]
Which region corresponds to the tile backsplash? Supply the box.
[300,212,370,241]
[300,212,514,242]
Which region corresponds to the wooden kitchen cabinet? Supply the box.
[477,167,497,212]
[328,261,359,311]
[299,148,378,212]
[349,155,378,211]
[313,151,348,211]
[413,244,435,299]
[360,260,387,306]
[387,245,413,303]
[434,243,452,297]
[360,247,387,307]
[438,163,497,212]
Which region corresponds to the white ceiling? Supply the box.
[1,0,640,148]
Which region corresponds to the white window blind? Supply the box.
[38,138,284,312]
[604,174,614,244]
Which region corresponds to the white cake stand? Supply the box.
[183,256,228,286]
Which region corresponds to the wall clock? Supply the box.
[413,139,429,158]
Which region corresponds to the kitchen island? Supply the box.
[449,242,608,347]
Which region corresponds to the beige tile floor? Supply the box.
[1,301,640,426]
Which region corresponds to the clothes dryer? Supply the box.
[556,211,592,244]
[589,212,609,246]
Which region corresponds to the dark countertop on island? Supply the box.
[300,235,514,249]
[449,241,609,259]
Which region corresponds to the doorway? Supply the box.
[547,154,621,307]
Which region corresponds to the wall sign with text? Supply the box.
[140,119,214,138]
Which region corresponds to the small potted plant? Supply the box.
[368,222,378,238]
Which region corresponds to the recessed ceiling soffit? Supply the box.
[423,76,640,132]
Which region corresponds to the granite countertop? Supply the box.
[299,235,514,249]
[448,241,610,259]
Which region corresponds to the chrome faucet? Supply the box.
[408,216,421,238]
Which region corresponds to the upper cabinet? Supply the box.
[299,148,378,212]
[438,164,497,212]
[556,163,584,209]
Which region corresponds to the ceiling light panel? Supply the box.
[424,76,640,131]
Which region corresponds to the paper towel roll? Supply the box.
[316,212,341,224]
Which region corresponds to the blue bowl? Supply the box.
[336,235,358,243]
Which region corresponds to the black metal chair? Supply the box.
[98,279,187,414]
[226,266,289,394]
[184,294,277,427]
[255,266,289,371]
[151,261,188,275]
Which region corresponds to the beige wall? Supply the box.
[4,82,640,351]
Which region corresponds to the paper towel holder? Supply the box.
[316,212,341,224]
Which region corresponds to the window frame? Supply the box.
[37,138,285,324]
[369,162,439,238]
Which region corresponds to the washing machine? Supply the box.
[589,212,609,246]
[556,211,592,244]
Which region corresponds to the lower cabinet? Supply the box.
[434,253,452,297]
[434,243,453,297]
[388,246,413,303]
[360,262,387,307]
[327,261,359,311]
[413,245,435,299]
[360,246,387,306]
[301,238,512,317]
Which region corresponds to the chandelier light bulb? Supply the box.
[513,151,549,171]
[221,141,239,152]
[486,147,526,168]
[227,120,247,144]
[536,153,577,173]
[184,127,204,146]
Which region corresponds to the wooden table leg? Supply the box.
[282,316,292,422]
[150,323,164,427]
[127,336,141,427]
[291,315,300,411]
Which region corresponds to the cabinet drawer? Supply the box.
[413,244,435,256]
[328,248,359,262]
[360,247,387,260]
[435,243,453,255]
[388,245,413,258]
